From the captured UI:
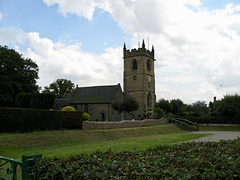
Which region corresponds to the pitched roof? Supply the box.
[62,92,73,99]
[70,84,121,104]
[55,92,73,107]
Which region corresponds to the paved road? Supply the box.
[186,131,240,142]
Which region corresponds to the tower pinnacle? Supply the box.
[151,45,154,56]
[142,40,145,49]
[123,43,126,50]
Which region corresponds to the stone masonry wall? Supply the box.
[82,119,168,130]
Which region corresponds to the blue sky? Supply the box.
[200,0,240,9]
[0,0,129,53]
[1,0,240,104]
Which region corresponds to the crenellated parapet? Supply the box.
[123,40,155,59]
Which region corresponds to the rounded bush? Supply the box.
[61,106,76,111]
[83,112,91,120]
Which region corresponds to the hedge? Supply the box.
[187,116,240,124]
[15,93,55,109]
[0,107,82,133]
[170,113,240,124]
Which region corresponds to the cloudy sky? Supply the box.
[1,0,240,104]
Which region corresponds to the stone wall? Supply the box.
[82,119,168,130]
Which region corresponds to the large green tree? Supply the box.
[42,79,75,98]
[191,101,210,117]
[170,99,185,115]
[155,98,173,115]
[214,94,240,123]
[0,46,39,107]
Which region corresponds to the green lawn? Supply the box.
[0,124,209,160]
[1,123,240,179]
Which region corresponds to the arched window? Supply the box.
[132,59,137,70]
[147,59,151,71]
[147,93,152,108]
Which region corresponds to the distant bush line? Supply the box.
[0,107,82,133]
[156,94,240,124]
[169,114,240,124]
[188,116,239,124]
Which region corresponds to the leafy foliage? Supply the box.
[112,101,123,113]
[30,138,240,179]
[213,94,240,124]
[61,106,76,111]
[157,95,240,124]
[170,98,184,114]
[83,112,91,120]
[154,98,172,117]
[112,96,139,118]
[15,92,55,109]
[122,96,139,115]
[154,107,165,119]
[0,45,39,107]
[43,79,75,98]
[191,101,210,117]
[0,107,82,132]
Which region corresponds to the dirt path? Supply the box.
[186,131,240,142]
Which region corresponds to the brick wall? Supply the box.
[82,119,168,130]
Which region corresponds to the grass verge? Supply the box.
[0,124,208,160]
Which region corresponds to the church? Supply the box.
[55,40,156,121]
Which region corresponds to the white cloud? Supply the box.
[24,33,122,89]
[43,0,96,20]
[28,32,54,57]
[5,0,240,103]
[106,0,240,103]
[0,27,27,46]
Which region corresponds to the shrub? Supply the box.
[61,106,76,111]
[30,138,240,179]
[83,112,91,120]
[154,107,165,119]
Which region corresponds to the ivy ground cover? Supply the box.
[30,138,240,179]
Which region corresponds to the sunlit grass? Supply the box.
[0,124,208,160]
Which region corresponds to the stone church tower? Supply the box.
[123,40,156,119]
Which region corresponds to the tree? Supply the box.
[43,79,75,98]
[191,101,209,117]
[112,101,123,114]
[15,92,55,109]
[155,98,173,115]
[154,107,165,119]
[122,96,139,117]
[112,96,139,119]
[0,45,39,107]
[170,99,184,115]
[214,94,240,123]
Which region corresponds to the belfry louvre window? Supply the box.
[133,59,137,70]
[147,59,151,71]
